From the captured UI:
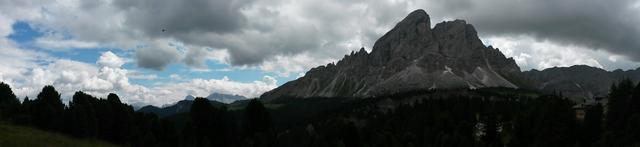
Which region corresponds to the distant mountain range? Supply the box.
[261,9,639,102]
[138,99,226,118]
[521,65,640,101]
[205,93,247,104]
[138,92,247,117]
[184,93,247,104]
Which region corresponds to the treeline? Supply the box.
[274,79,640,147]
[275,93,577,147]
[0,83,274,147]
[603,78,640,146]
[2,80,640,147]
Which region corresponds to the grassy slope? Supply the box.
[0,122,117,147]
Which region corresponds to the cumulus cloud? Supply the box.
[0,0,407,73]
[260,53,336,77]
[151,75,278,103]
[182,47,210,69]
[112,0,252,36]
[135,39,180,70]
[0,48,278,106]
[485,35,639,70]
[97,51,126,68]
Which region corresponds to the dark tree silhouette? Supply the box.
[3,82,640,146]
[581,104,603,147]
[607,78,634,136]
[482,113,502,147]
[181,121,196,147]
[189,97,216,146]
[0,82,20,120]
[33,85,65,131]
[243,99,274,147]
[244,99,272,135]
[67,91,98,138]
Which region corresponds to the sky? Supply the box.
[0,0,639,107]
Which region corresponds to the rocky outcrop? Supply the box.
[260,9,521,101]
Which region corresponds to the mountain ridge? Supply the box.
[261,9,522,101]
[521,65,640,101]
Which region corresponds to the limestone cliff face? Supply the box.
[260,9,521,101]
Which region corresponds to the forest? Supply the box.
[0,79,640,147]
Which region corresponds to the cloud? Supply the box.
[112,0,253,36]
[135,39,180,70]
[97,51,126,68]
[182,47,210,69]
[169,74,181,80]
[485,35,638,70]
[0,49,277,106]
[1,0,407,73]
[127,73,158,80]
[2,0,640,75]
[35,35,100,50]
[152,75,278,101]
[260,53,336,77]
[416,0,640,62]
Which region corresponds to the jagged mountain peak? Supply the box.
[260,9,520,101]
[184,95,195,100]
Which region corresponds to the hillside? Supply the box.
[0,122,117,147]
[521,65,640,101]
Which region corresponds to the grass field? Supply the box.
[0,122,117,147]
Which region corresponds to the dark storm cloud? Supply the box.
[135,43,180,70]
[113,0,253,36]
[182,47,209,69]
[110,0,255,69]
[424,0,640,61]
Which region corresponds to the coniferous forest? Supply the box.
[1,79,640,146]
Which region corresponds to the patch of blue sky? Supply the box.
[9,21,108,64]
[8,21,42,48]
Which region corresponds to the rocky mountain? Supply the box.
[138,93,247,117]
[261,9,521,101]
[184,95,195,101]
[205,93,247,104]
[522,65,640,101]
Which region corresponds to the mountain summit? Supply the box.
[261,9,521,101]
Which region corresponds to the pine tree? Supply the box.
[33,85,65,131]
[189,97,215,146]
[68,91,98,138]
[244,99,272,135]
[0,82,20,120]
[17,96,33,124]
[533,96,576,147]
[607,79,635,136]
